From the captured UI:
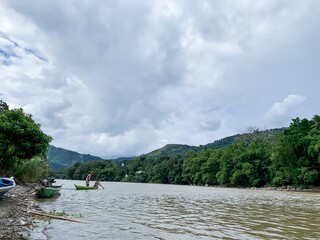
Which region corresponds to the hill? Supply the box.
[47,146,103,170]
[143,144,195,158]
[48,128,284,170]
[142,132,247,158]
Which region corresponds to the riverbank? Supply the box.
[249,185,320,192]
[0,184,41,240]
[204,184,320,192]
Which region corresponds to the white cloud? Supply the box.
[264,94,307,127]
[1,0,320,158]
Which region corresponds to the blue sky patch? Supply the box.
[0,47,18,59]
[25,48,48,62]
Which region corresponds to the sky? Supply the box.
[1,1,320,159]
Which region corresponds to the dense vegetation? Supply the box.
[2,98,319,188]
[47,135,240,170]
[0,100,52,182]
[60,116,320,188]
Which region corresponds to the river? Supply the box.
[29,179,320,239]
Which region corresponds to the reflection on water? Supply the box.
[30,180,320,240]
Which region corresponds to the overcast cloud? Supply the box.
[1,0,319,158]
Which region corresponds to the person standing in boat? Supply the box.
[85,172,92,187]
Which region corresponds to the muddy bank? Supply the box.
[0,184,41,240]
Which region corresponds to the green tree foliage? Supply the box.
[167,155,184,184]
[0,100,9,111]
[233,134,272,187]
[308,115,320,165]
[66,162,81,179]
[150,160,168,183]
[200,149,222,185]
[182,150,200,184]
[61,117,320,188]
[271,117,320,186]
[216,146,234,186]
[0,100,52,182]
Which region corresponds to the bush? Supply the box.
[271,174,287,187]
[13,156,49,183]
[302,169,318,185]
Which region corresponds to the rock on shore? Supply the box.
[0,184,41,240]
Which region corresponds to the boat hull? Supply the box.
[74,184,98,190]
[0,177,16,198]
[36,187,60,198]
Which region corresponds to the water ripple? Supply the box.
[30,181,320,240]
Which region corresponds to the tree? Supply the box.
[150,161,168,183]
[0,100,9,111]
[0,101,52,177]
[216,145,237,186]
[182,150,204,185]
[167,155,184,184]
[308,115,320,165]
[270,117,319,186]
[200,149,222,185]
[310,115,320,130]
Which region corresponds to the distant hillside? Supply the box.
[137,129,284,159]
[144,144,195,158]
[47,146,103,170]
[199,134,239,150]
[143,135,240,158]
[48,128,284,170]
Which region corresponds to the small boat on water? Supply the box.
[0,177,16,198]
[36,177,61,198]
[74,184,98,190]
[36,187,60,198]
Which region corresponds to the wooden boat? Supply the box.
[36,177,61,198]
[36,187,60,198]
[0,177,16,198]
[74,184,98,190]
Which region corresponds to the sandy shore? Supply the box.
[0,184,41,240]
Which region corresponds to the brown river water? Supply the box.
[30,180,320,239]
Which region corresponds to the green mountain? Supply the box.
[48,128,284,170]
[48,134,240,170]
[143,133,248,158]
[143,144,195,158]
[47,145,103,170]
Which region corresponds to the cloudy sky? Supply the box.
[1,1,319,158]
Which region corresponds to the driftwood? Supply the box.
[29,211,90,224]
